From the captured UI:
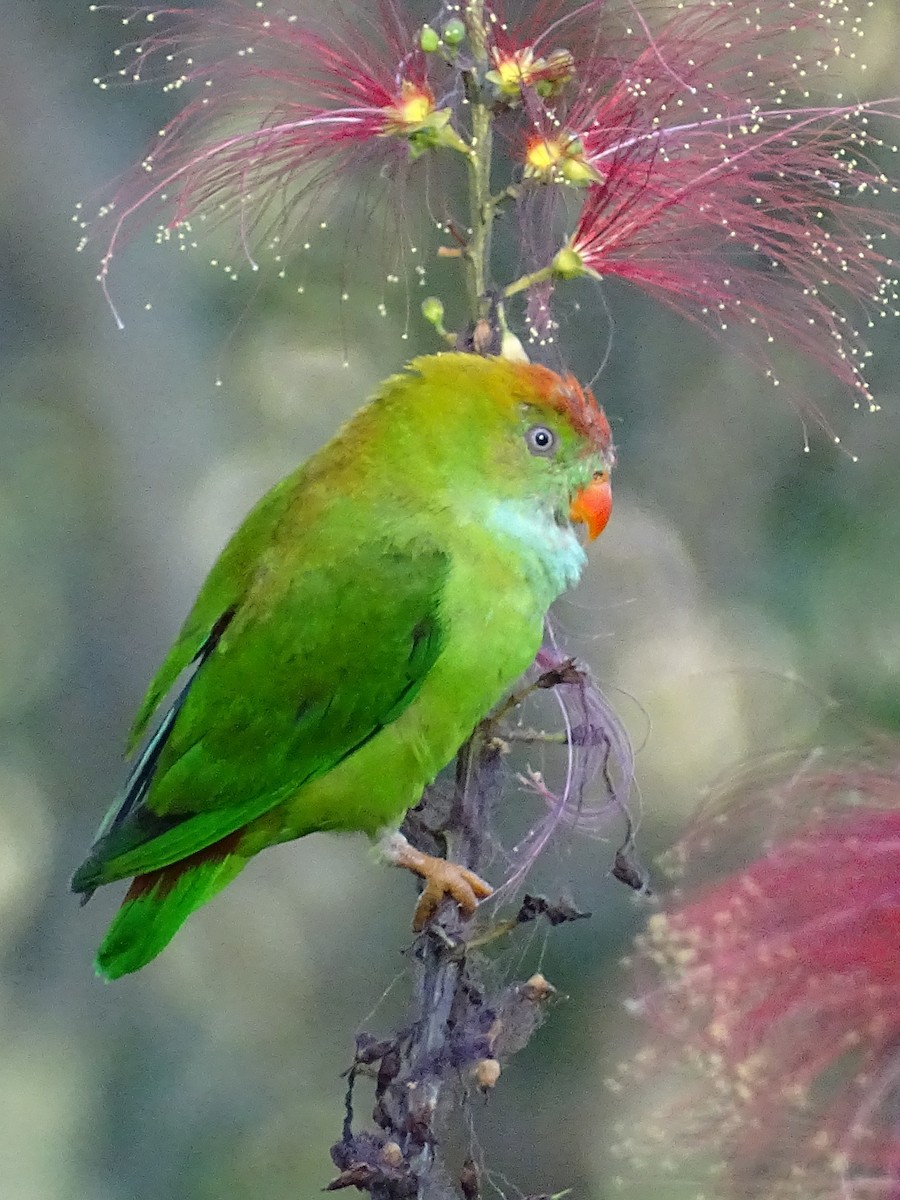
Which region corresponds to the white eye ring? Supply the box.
[526,425,557,456]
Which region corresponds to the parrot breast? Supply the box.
[247,503,570,845]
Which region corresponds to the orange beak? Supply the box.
[569,471,612,541]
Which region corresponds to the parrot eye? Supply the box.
[525,425,557,456]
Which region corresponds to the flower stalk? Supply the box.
[461,0,496,323]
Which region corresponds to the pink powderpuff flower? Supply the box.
[81,1,465,324]
[516,0,900,439]
[615,753,900,1200]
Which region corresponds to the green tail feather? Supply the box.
[96,844,246,980]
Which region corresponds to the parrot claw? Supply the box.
[410,859,494,931]
[382,833,493,930]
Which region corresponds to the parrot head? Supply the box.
[514,364,614,542]
[377,353,615,546]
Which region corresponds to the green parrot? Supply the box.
[72,352,614,979]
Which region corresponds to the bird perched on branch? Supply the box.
[72,352,614,979]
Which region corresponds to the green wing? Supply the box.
[72,503,449,892]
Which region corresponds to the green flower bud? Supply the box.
[442,18,466,47]
[560,156,597,186]
[552,246,586,280]
[419,24,440,53]
[422,296,445,326]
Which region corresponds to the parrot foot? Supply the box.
[382,833,493,930]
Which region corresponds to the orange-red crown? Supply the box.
[517,362,613,459]
[551,374,613,458]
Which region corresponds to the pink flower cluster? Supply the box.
[82,1,900,433]
[618,757,900,1200]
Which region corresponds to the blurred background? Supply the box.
[2,1,900,1198]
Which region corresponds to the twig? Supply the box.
[328,644,638,1196]
[330,732,562,1198]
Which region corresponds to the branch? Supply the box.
[328,637,639,1198]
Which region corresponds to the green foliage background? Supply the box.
[3,2,900,1197]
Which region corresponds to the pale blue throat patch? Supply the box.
[485,499,587,596]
